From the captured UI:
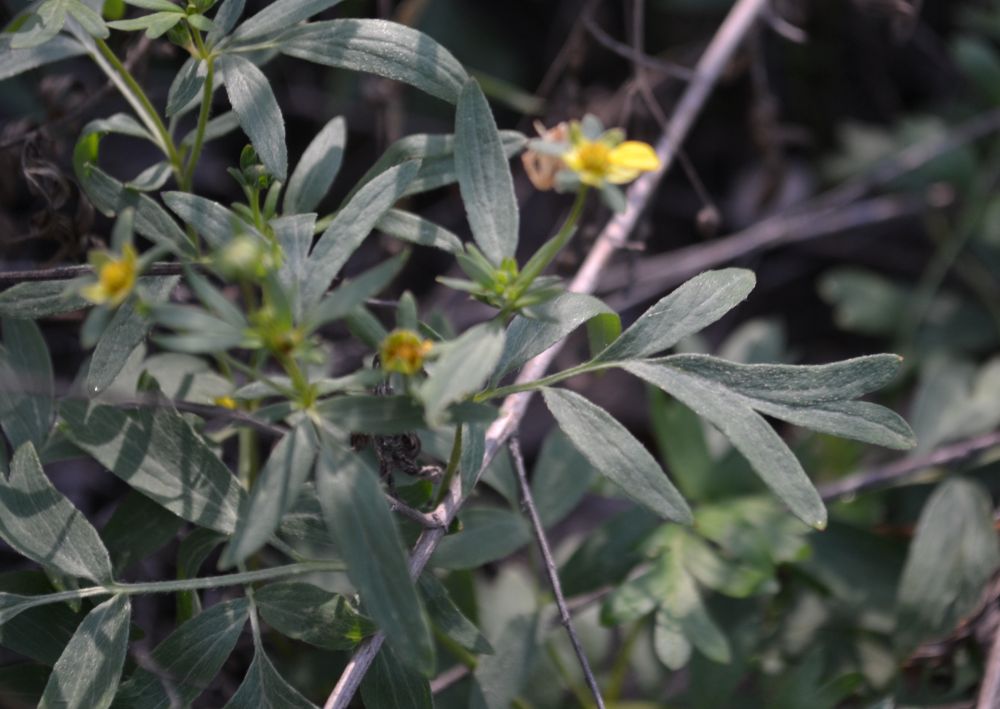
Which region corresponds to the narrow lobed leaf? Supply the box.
[39,594,130,709]
[542,387,693,524]
[0,443,114,584]
[454,79,519,265]
[315,441,435,675]
[595,269,756,362]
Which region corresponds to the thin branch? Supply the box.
[600,190,948,309]
[0,261,190,286]
[430,664,470,695]
[322,0,771,706]
[596,105,1000,304]
[385,494,446,528]
[510,436,606,709]
[584,4,694,80]
[978,618,1000,709]
[819,430,1000,502]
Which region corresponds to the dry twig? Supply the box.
[510,436,606,709]
[819,430,1000,502]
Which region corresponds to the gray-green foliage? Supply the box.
[0,1,929,705]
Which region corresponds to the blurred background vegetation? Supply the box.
[4,0,1000,706]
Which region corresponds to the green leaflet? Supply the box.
[315,442,434,675]
[0,443,114,585]
[39,595,130,709]
[60,395,244,534]
[542,387,692,524]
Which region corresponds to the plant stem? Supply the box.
[498,186,589,320]
[12,561,345,614]
[432,425,463,507]
[94,38,181,173]
[182,54,215,193]
[475,361,612,402]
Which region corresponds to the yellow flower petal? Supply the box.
[608,141,660,172]
[80,282,109,305]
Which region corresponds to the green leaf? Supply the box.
[375,209,463,253]
[315,395,424,435]
[166,57,204,117]
[175,528,225,622]
[39,594,130,709]
[272,213,315,320]
[653,559,731,668]
[86,276,178,394]
[220,421,318,568]
[302,160,420,308]
[360,642,432,709]
[75,167,191,255]
[112,598,249,708]
[624,360,827,529]
[419,322,504,426]
[542,387,692,523]
[492,292,613,385]
[66,0,109,38]
[60,396,245,534]
[126,161,172,191]
[0,318,54,450]
[594,269,756,362]
[418,573,492,654]
[649,390,714,501]
[107,11,182,38]
[0,35,86,81]
[206,0,244,44]
[459,422,487,492]
[896,478,1000,651]
[10,0,68,49]
[315,442,434,674]
[348,131,525,202]
[0,571,87,664]
[101,491,183,575]
[0,443,114,584]
[228,0,342,42]
[431,507,531,570]
[218,54,287,180]
[0,281,87,318]
[305,252,408,331]
[638,354,915,450]
[469,613,538,709]
[603,556,671,624]
[0,662,49,706]
[124,0,181,13]
[255,581,375,650]
[163,192,263,248]
[280,19,468,104]
[223,645,317,709]
[531,429,599,527]
[660,353,904,405]
[283,115,346,214]
[454,79,518,265]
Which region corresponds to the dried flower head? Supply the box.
[522,120,569,191]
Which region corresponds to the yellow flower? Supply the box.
[379,329,433,375]
[562,134,660,187]
[81,244,138,307]
[214,396,239,410]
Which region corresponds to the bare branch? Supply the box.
[0,262,190,286]
[510,437,606,709]
[584,4,694,80]
[819,430,1000,502]
[322,1,771,704]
